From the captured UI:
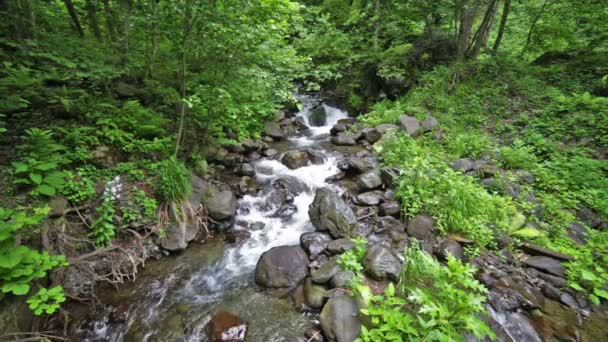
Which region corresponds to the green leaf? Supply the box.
[2,282,30,295]
[29,173,42,185]
[36,184,56,196]
[594,288,608,299]
[580,269,597,282]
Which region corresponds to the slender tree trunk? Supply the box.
[86,0,102,40]
[175,1,193,157]
[456,0,479,61]
[63,0,85,38]
[471,0,498,57]
[101,0,116,41]
[147,0,158,78]
[521,0,550,55]
[492,0,511,53]
[373,0,380,50]
[120,0,131,65]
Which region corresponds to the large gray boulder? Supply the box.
[309,188,358,238]
[523,256,565,277]
[421,116,438,132]
[255,246,308,288]
[264,122,285,140]
[207,190,237,221]
[397,115,421,137]
[311,257,341,284]
[309,106,327,126]
[320,296,362,342]
[362,245,401,281]
[281,150,310,169]
[300,232,333,258]
[407,214,434,240]
[331,133,357,146]
[158,223,199,251]
[356,169,383,190]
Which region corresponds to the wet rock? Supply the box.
[537,272,567,288]
[451,158,475,172]
[208,310,247,342]
[520,243,574,262]
[567,221,588,245]
[363,245,401,281]
[242,138,263,151]
[576,206,605,229]
[310,106,327,126]
[207,190,237,220]
[255,245,308,288]
[264,122,285,140]
[436,239,464,261]
[250,222,265,231]
[330,271,355,288]
[304,278,327,309]
[340,157,379,174]
[159,223,199,251]
[380,167,400,186]
[421,116,438,132]
[361,128,382,144]
[355,191,384,206]
[262,148,278,158]
[337,118,357,126]
[331,134,357,146]
[274,176,309,196]
[227,144,245,153]
[62,266,93,297]
[327,238,357,254]
[281,150,310,169]
[330,123,347,136]
[320,296,361,342]
[273,203,298,219]
[376,124,400,134]
[481,177,521,198]
[523,256,565,277]
[225,228,251,244]
[311,257,341,284]
[49,196,68,218]
[326,172,346,182]
[406,214,434,240]
[380,201,401,217]
[543,283,562,301]
[377,216,405,234]
[238,176,257,195]
[309,188,358,238]
[356,169,383,190]
[560,292,579,309]
[397,115,421,137]
[300,232,333,257]
[307,149,326,164]
[305,328,325,342]
[239,163,255,177]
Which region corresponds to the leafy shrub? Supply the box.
[498,140,538,169]
[120,189,158,225]
[445,132,494,158]
[357,242,494,341]
[0,207,67,301]
[154,157,192,203]
[89,193,116,247]
[11,128,68,196]
[61,171,97,204]
[337,237,367,277]
[27,286,66,315]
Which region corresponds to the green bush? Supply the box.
[498,140,538,169]
[154,157,192,203]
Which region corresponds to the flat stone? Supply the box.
[406,214,434,240]
[311,257,340,284]
[327,238,357,254]
[521,243,574,262]
[397,115,421,137]
[523,256,566,277]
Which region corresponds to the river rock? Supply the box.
[208,310,247,342]
[311,257,340,284]
[377,216,405,234]
[523,256,565,277]
[330,123,347,136]
[576,206,605,229]
[255,245,308,288]
[436,238,464,261]
[330,271,355,288]
[262,148,278,158]
[362,245,401,281]
[331,133,357,146]
[406,214,434,240]
[320,296,361,342]
[520,243,574,262]
[304,278,327,309]
[376,124,399,134]
[239,163,255,177]
[361,128,382,144]
[281,150,310,169]
[380,167,399,186]
[327,238,357,254]
[207,190,237,220]
[451,158,476,172]
[307,149,326,164]
[264,122,285,140]
[339,157,379,174]
[310,106,327,126]
[300,232,333,257]
[567,221,588,245]
[397,115,421,137]
[309,188,358,238]
[356,169,383,190]
[421,116,438,132]
[159,223,199,251]
[380,201,401,217]
[355,191,384,206]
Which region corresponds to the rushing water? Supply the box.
[77,95,349,341]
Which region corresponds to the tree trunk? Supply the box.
[470,0,498,57]
[373,0,380,50]
[521,0,551,55]
[456,0,479,61]
[120,0,131,65]
[174,1,193,157]
[147,0,158,78]
[63,0,85,38]
[492,0,511,53]
[101,0,116,41]
[86,0,102,40]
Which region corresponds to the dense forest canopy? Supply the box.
[0,0,607,340]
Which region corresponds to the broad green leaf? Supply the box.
[36,184,56,196]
